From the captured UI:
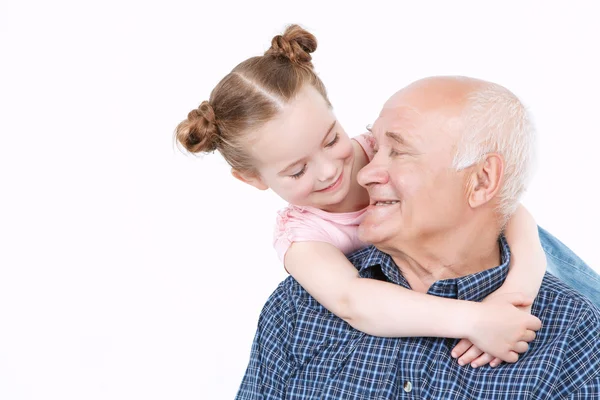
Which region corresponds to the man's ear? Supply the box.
[231,169,268,191]
[466,153,504,208]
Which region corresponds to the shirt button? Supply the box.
[403,380,412,393]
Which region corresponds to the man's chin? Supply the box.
[358,224,387,247]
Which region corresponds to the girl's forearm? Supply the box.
[501,204,547,298]
[341,278,479,338]
[286,241,481,338]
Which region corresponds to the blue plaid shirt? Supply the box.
[236,239,600,399]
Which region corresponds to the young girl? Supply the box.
[176,25,548,369]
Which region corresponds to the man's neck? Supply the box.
[383,219,502,293]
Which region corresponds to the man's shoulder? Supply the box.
[261,275,337,319]
[261,276,303,314]
[257,275,360,358]
[535,273,600,394]
[538,272,600,314]
[537,272,600,321]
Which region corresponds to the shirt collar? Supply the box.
[350,237,511,302]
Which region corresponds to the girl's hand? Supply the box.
[451,340,502,368]
[452,292,541,367]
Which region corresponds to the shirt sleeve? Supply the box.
[352,132,377,161]
[273,207,335,262]
[560,307,600,398]
[235,281,297,399]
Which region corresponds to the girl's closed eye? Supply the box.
[290,165,307,179]
[325,133,339,148]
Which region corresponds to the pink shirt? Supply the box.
[273,133,376,262]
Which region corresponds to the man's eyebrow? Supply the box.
[279,120,337,174]
[385,131,407,145]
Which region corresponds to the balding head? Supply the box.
[383,76,534,221]
[357,76,534,254]
[383,76,486,112]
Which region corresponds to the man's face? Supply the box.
[357,93,471,249]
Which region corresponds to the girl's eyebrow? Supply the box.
[319,120,337,145]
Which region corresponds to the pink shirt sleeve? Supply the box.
[272,133,375,265]
[352,132,377,161]
[273,207,335,263]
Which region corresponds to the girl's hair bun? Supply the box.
[175,101,219,153]
[265,24,317,66]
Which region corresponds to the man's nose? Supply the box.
[357,158,389,187]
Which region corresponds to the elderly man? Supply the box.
[236,77,600,399]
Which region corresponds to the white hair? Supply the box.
[452,82,536,223]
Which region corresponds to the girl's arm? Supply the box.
[451,204,547,368]
[285,240,541,362]
[498,204,547,299]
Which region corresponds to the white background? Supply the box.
[1,1,599,399]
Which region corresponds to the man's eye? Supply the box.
[389,149,404,157]
[290,165,307,179]
[325,133,339,147]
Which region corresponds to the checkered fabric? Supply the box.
[236,238,600,399]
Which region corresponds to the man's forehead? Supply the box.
[380,104,422,118]
[370,106,461,152]
[371,106,423,136]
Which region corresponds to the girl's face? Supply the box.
[235,85,355,212]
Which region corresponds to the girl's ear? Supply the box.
[231,169,268,190]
